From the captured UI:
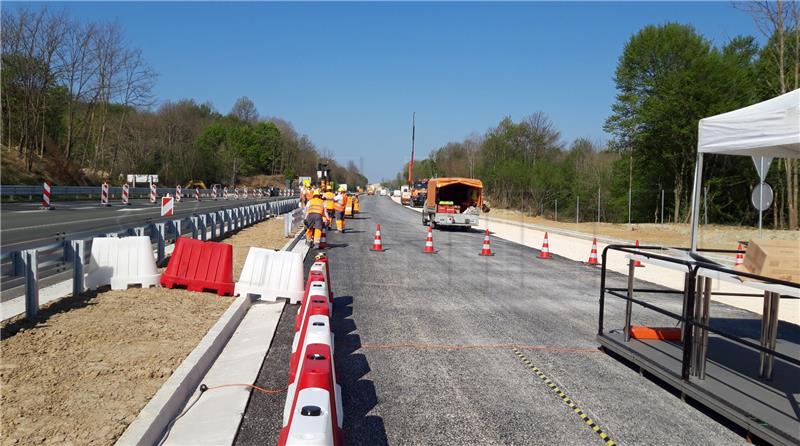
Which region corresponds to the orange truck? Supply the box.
[422,177,483,229]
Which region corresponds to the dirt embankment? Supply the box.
[488,208,799,250]
[0,216,292,446]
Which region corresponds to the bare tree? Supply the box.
[230,96,258,123]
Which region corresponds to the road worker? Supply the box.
[323,186,335,222]
[353,194,360,214]
[334,190,346,232]
[304,191,327,248]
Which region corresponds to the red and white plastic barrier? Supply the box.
[122,183,130,205]
[41,181,52,210]
[223,186,229,200]
[279,255,343,446]
[195,187,201,201]
[175,185,182,203]
[100,182,110,206]
[212,185,218,200]
[150,183,157,204]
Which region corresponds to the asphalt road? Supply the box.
[0,197,283,251]
[236,195,754,445]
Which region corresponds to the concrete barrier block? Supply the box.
[85,236,160,290]
[234,248,304,304]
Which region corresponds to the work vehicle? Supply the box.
[380,189,388,196]
[392,189,401,197]
[410,179,428,207]
[400,185,411,205]
[184,180,207,189]
[422,177,485,229]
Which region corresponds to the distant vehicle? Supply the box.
[392,189,401,197]
[411,179,428,207]
[380,189,388,196]
[422,177,486,229]
[400,185,411,205]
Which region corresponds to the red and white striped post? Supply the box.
[212,185,218,200]
[175,185,182,203]
[195,187,201,201]
[223,186,229,200]
[100,182,110,206]
[122,183,130,205]
[150,183,157,204]
[41,181,53,210]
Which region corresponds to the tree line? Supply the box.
[1,7,367,189]
[393,4,800,230]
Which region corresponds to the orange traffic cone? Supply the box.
[319,227,328,249]
[423,226,436,253]
[538,232,552,259]
[735,243,744,266]
[633,240,644,267]
[587,238,599,265]
[479,229,494,256]
[370,224,383,252]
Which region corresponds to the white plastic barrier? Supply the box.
[283,388,336,446]
[85,236,160,290]
[234,248,305,303]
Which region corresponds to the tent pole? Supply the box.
[689,152,704,253]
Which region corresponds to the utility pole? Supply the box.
[597,187,601,224]
[408,112,415,186]
[576,195,580,224]
[628,146,633,229]
[661,189,665,224]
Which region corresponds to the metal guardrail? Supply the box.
[0,184,298,199]
[1,198,300,322]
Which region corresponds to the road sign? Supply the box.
[161,195,174,217]
[751,156,773,182]
[751,182,773,211]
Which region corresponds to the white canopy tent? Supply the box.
[689,89,800,252]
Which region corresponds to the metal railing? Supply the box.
[597,244,800,380]
[0,198,300,322]
[0,184,298,199]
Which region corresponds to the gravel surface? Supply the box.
[0,216,288,446]
[236,196,755,445]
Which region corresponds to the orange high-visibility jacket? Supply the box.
[324,191,335,210]
[306,198,324,215]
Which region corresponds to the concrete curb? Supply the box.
[116,219,309,446]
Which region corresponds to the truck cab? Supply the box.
[400,185,412,205]
[422,178,484,229]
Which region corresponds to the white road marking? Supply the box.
[13,210,45,214]
[117,208,153,212]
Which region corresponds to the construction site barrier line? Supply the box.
[512,347,617,446]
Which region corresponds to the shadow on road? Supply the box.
[332,295,388,446]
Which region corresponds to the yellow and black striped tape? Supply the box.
[512,347,616,446]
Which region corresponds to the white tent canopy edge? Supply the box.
[689,89,800,252]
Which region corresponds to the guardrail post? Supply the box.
[173,219,182,239]
[23,249,40,319]
[13,251,25,277]
[156,223,166,264]
[70,240,86,297]
[199,214,208,241]
[190,216,199,239]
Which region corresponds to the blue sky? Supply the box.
[7,2,760,182]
